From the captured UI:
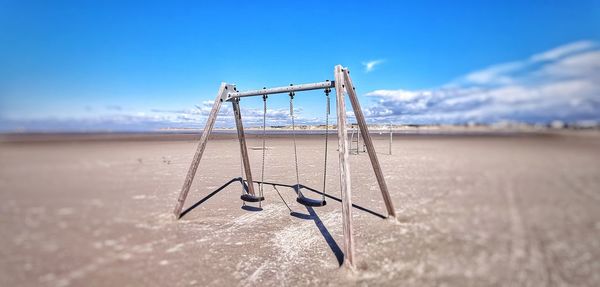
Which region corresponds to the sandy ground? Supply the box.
[1,131,599,286]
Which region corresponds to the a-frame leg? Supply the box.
[342,68,397,218]
[232,98,256,196]
[334,65,355,268]
[173,83,232,218]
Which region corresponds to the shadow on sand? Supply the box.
[179,177,246,219]
[178,177,387,266]
[290,205,345,265]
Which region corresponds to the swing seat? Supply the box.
[240,193,265,203]
[296,195,327,207]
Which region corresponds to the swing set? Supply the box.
[173,65,396,268]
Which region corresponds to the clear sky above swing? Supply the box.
[1,0,599,131]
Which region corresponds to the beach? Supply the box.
[1,131,599,286]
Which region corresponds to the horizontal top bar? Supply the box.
[227,81,334,100]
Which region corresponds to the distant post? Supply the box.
[389,125,393,155]
[357,126,361,154]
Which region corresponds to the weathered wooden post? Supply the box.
[343,68,397,218]
[173,83,231,218]
[232,98,256,196]
[334,65,355,268]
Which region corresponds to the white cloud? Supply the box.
[456,41,598,87]
[462,61,524,85]
[362,59,385,73]
[364,40,600,124]
[530,40,596,62]
[0,102,315,131]
[146,100,312,128]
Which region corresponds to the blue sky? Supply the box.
[1,0,599,131]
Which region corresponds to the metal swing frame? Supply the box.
[172,65,396,268]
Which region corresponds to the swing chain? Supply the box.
[322,87,331,201]
[259,93,268,208]
[289,91,301,194]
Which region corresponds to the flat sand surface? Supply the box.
[1,132,599,286]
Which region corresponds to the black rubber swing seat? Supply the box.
[240,193,265,203]
[296,195,327,207]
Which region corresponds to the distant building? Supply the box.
[550,120,565,129]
